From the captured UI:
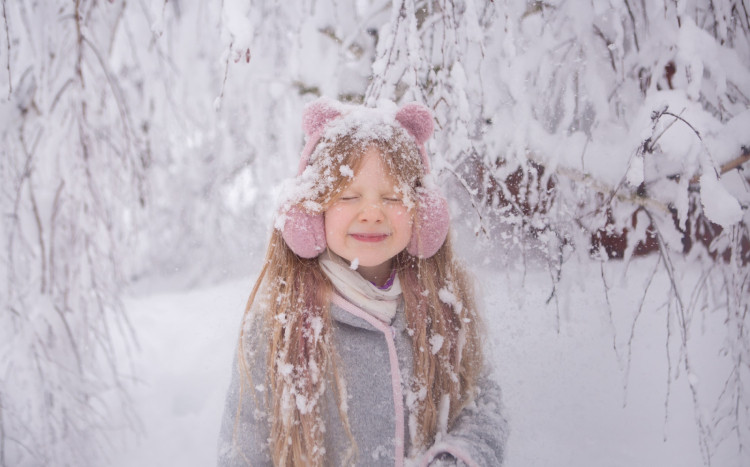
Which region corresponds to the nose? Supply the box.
[357,201,385,223]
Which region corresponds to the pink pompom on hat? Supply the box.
[281,98,450,259]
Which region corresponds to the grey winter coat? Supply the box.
[217,293,508,466]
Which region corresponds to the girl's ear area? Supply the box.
[395,102,434,145]
[302,98,342,137]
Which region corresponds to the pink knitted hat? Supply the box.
[281,98,450,259]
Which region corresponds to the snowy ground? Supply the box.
[111,254,742,467]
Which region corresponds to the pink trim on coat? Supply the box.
[331,294,405,467]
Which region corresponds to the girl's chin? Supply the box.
[345,256,392,269]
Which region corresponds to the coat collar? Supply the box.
[329,293,408,335]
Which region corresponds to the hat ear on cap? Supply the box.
[302,99,342,137]
[395,103,434,145]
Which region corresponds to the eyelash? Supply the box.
[339,196,401,202]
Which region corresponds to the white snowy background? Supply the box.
[1,1,748,466]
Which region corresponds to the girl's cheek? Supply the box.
[389,204,408,215]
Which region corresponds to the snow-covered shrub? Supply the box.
[0,1,149,464]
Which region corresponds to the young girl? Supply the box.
[218,98,507,466]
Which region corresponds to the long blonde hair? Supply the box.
[235,127,483,465]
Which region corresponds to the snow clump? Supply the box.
[438,286,463,314]
[700,173,743,228]
[429,334,444,355]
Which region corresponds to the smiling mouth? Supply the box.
[349,233,390,242]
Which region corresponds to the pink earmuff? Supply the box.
[281,99,450,259]
[281,205,327,259]
[406,188,450,258]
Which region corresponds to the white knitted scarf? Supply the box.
[319,251,402,323]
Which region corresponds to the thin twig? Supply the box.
[2,0,11,98]
[555,165,671,215]
[545,242,563,333]
[623,0,640,51]
[27,178,46,294]
[600,263,622,363]
[53,305,83,374]
[0,390,5,466]
[47,181,64,294]
[664,294,674,442]
[649,211,688,339]
[647,208,714,463]
[442,166,489,238]
[365,0,406,104]
[81,34,134,154]
[49,78,75,114]
[644,106,681,152]
[689,147,750,185]
[741,0,750,32]
[623,254,661,398]
[593,24,616,71]
[215,40,232,111]
[660,110,722,180]
[75,0,85,87]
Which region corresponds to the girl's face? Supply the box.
[324,146,413,285]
